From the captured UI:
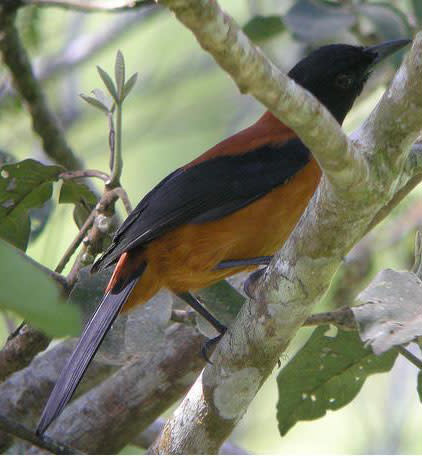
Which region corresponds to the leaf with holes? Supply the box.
[284,0,356,42]
[277,325,397,436]
[0,159,63,250]
[243,15,285,42]
[352,269,422,355]
[0,239,81,336]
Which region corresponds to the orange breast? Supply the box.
[124,156,321,311]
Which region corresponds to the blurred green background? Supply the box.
[1,0,421,453]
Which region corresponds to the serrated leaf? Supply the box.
[353,269,422,355]
[80,94,109,114]
[0,239,81,337]
[418,370,422,403]
[59,180,98,207]
[115,50,125,101]
[277,326,397,436]
[243,15,285,42]
[122,72,138,101]
[97,65,118,102]
[284,0,356,42]
[91,88,113,111]
[0,159,62,250]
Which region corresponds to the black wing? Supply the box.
[93,139,310,272]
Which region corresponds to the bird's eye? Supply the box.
[335,73,354,89]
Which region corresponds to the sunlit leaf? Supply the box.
[92,88,114,111]
[0,239,81,337]
[277,326,397,436]
[97,65,118,102]
[115,50,126,102]
[353,269,422,355]
[122,73,138,101]
[80,94,109,114]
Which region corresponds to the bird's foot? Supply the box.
[201,326,227,364]
[244,267,267,299]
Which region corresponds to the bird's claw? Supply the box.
[201,327,227,364]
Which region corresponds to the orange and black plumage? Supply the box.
[36,39,410,436]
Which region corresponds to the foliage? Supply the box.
[277,326,398,436]
[0,239,81,337]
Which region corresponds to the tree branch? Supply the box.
[157,0,356,189]
[22,0,154,12]
[0,10,83,171]
[149,2,422,453]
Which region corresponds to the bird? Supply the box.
[36,38,410,436]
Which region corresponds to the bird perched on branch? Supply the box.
[37,38,410,436]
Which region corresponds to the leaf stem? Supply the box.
[108,102,122,188]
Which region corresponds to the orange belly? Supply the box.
[124,157,321,310]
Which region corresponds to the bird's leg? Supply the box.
[215,256,273,270]
[177,292,227,363]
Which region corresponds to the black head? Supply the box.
[288,39,411,124]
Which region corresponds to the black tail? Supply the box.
[36,274,140,436]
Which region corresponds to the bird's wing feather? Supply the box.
[93,138,310,272]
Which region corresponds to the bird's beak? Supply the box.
[366,39,412,67]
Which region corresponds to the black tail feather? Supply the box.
[36,275,140,436]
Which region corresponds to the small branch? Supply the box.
[303,306,356,330]
[54,209,96,274]
[111,187,133,214]
[398,346,422,369]
[22,0,154,12]
[59,169,110,182]
[0,325,50,383]
[0,414,83,455]
[171,309,196,326]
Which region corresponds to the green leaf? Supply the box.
[284,0,356,42]
[243,15,285,42]
[418,370,422,403]
[80,93,109,114]
[97,65,118,102]
[353,270,422,355]
[92,88,114,111]
[0,159,62,250]
[0,239,81,337]
[59,180,98,207]
[122,73,138,101]
[115,50,125,102]
[358,3,411,42]
[29,200,54,242]
[277,326,397,436]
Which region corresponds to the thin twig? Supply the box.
[0,414,83,455]
[54,209,96,274]
[59,169,110,182]
[303,306,357,330]
[398,346,422,369]
[22,0,154,12]
[112,187,133,214]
